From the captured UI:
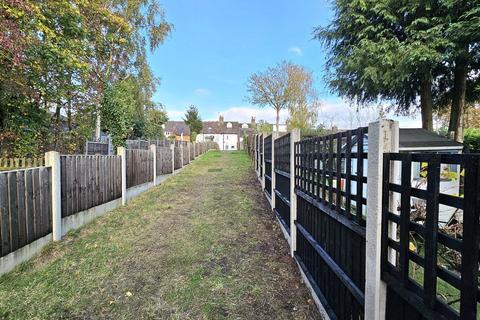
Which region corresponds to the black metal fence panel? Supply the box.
[264,135,272,197]
[0,167,52,257]
[274,133,291,232]
[382,153,480,320]
[294,127,368,319]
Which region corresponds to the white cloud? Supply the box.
[289,46,302,56]
[194,88,210,96]
[318,99,423,129]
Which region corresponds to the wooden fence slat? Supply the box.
[25,170,34,243]
[0,174,10,256]
[32,168,41,239]
[8,172,19,252]
[16,170,27,248]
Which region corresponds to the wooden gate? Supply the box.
[294,128,368,319]
[382,153,479,320]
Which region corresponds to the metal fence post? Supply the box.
[117,147,127,205]
[365,119,399,320]
[150,144,156,185]
[45,151,61,241]
[290,129,300,257]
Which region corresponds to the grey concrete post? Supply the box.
[365,119,399,320]
[150,144,156,185]
[188,142,191,162]
[180,142,184,167]
[271,132,278,211]
[170,144,175,174]
[290,129,300,257]
[193,142,196,159]
[45,151,61,241]
[117,147,127,205]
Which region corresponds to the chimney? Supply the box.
[219,114,224,123]
[332,125,338,133]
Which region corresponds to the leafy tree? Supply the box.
[464,128,480,152]
[101,79,136,147]
[144,105,169,139]
[315,1,449,131]
[434,2,480,141]
[183,105,203,142]
[255,120,273,135]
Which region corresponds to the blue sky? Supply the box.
[148,0,421,128]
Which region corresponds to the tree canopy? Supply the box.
[0,0,172,156]
[246,61,319,132]
[183,105,203,142]
[315,0,479,140]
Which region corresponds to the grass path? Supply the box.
[0,151,320,319]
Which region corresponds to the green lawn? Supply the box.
[0,151,320,319]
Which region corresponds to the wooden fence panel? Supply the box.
[174,147,182,170]
[60,155,121,217]
[0,167,52,258]
[190,143,194,161]
[156,147,173,175]
[183,144,190,165]
[126,150,153,188]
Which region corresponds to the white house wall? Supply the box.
[197,134,238,151]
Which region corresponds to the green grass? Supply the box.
[0,151,320,319]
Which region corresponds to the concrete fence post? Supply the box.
[117,147,127,205]
[271,132,278,211]
[150,144,156,185]
[193,142,196,159]
[290,129,300,257]
[170,144,175,174]
[45,151,61,241]
[180,142,184,167]
[365,119,399,320]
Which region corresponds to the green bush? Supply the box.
[464,128,480,153]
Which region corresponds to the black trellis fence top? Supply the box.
[294,127,368,226]
[382,152,480,320]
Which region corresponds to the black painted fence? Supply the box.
[382,153,479,320]
[274,133,291,233]
[264,134,272,198]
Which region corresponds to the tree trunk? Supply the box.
[275,108,280,133]
[95,109,101,140]
[448,60,467,142]
[420,77,433,131]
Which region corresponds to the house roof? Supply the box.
[164,121,191,136]
[399,129,463,150]
[201,121,253,135]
